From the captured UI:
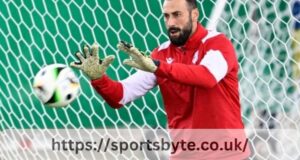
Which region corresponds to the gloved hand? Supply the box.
[70,43,115,80]
[117,41,158,73]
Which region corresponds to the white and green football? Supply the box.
[33,64,80,107]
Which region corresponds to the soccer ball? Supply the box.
[33,64,80,107]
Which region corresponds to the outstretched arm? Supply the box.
[91,70,156,108]
[153,36,237,88]
[119,36,237,88]
[70,43,156,108]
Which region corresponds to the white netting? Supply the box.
[218,0,300,129]
[216,0,300,159]
[1,0,300,159]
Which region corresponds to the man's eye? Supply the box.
[164,14,169,19]
[173,12,181,17]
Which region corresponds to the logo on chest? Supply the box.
[166,57,174,64]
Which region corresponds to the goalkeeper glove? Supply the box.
[70,43,115,80]
[117,41,158,73]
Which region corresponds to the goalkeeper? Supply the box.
[71,0,244,129]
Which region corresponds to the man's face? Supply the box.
[163,0,197,46]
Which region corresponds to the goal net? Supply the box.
[1,0,300,159]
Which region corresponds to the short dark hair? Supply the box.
[186,0,197,10]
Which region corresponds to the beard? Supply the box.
[167,18,193,46]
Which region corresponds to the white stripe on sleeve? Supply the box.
[119,70,157,105]
[200,50,228,82]
[202,30,220,43]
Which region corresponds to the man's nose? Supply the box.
[166,17,176,27]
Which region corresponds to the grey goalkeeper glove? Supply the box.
[70,43,115,80]
[117,41,158,73]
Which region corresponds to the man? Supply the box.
[70,0,244,129]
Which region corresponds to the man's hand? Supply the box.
[70,43,115,80]
[117,41,157,73]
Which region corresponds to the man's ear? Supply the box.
[191,9,199,22]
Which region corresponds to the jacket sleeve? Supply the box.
[91,75,123,108]
[154,35,237,88]
[91,70,157,108]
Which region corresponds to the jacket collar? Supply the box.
[171,23,208,50]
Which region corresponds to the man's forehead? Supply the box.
[163,0,188,13]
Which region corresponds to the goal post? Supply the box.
[1,0,300,159]
[206,0,227,30]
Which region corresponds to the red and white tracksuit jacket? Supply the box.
[91,23,244,129]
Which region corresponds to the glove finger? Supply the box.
[117,41,143,59]
[70,62,82,69]
[117,41,132,53]
[91,43,99,57]
[102,55,115,67]
[129,47,144,59]
[120,40,133,48]
[123,59,142,69]
[83,45,90,58]
[75,52,85,62]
